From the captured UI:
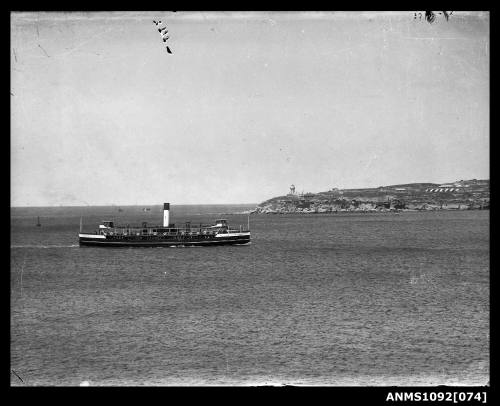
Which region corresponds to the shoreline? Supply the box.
[250,207,490,215]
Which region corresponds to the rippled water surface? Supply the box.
[11,206,489,386]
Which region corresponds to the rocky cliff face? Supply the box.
[253,179,489,214]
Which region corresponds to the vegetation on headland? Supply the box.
[252,179,489,214]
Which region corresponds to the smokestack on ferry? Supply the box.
[163,203,170,227]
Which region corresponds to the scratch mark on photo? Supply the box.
[38,44,50,57]
[11,370,24,383]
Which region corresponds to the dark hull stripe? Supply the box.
[79,238,250,247]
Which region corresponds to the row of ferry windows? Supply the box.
[102,229,225,234]
[102,229,228,235]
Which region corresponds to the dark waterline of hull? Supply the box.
[79,237,251,247]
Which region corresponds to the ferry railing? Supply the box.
[94,225,250,236]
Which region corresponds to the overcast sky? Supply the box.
[11,11,489,206]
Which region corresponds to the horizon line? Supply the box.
[11,202,259,209]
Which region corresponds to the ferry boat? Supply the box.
[78,203,251,247]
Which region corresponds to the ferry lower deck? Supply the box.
[78,231,251,247]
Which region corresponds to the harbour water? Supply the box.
[10,206,489,386]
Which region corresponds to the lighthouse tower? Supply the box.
[289,184,296,195]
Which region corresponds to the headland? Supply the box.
[253,179,489,214]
